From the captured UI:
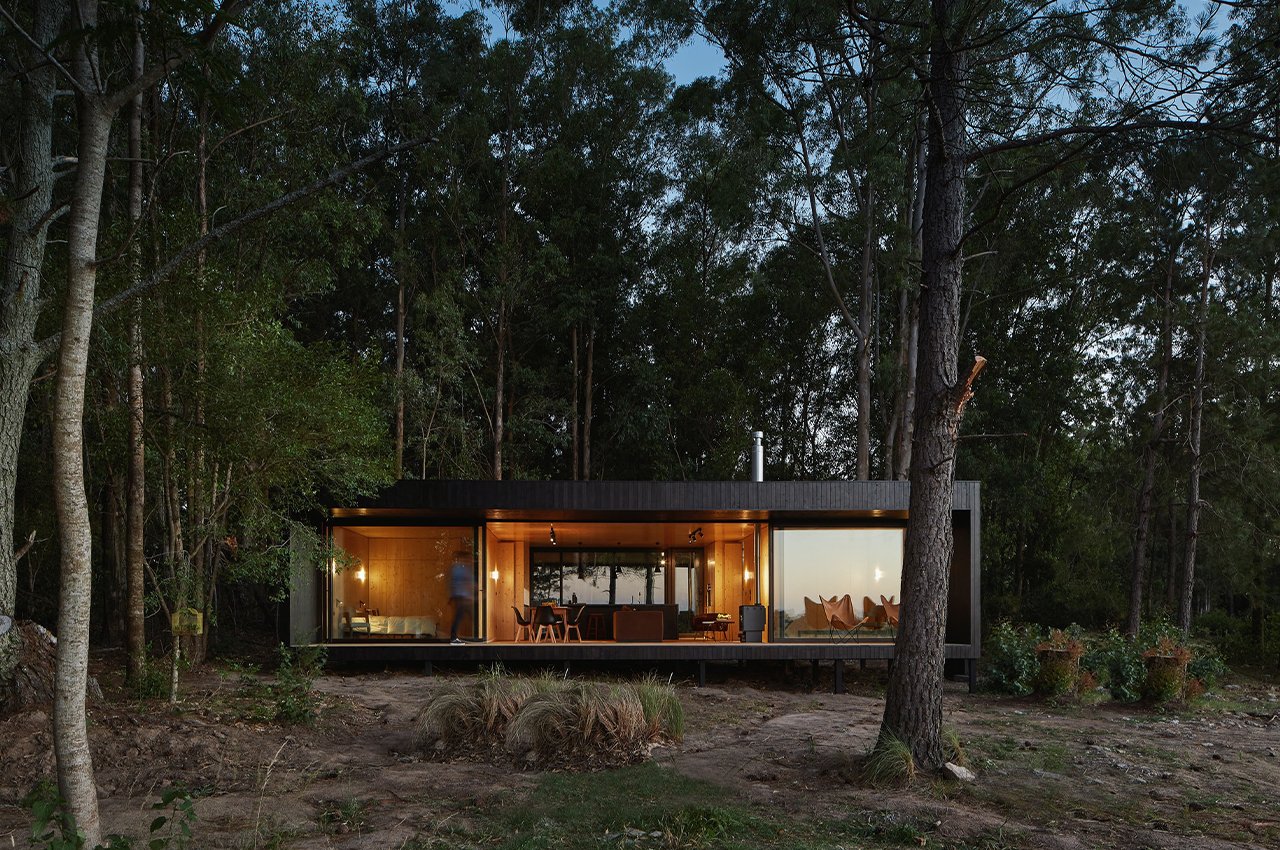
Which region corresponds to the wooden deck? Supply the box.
[322,639,979,692]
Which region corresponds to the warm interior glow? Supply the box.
[491,568,500,582]
[744,569,753,581]
[356,566,366,582]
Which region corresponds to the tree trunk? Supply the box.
[125,7,147,684]
[1125,233,1177,635]
[54,38,113,843]
[0,0,65,682]
[1179,228,1214,634]
[571,323,580,480]
[855,49,879,481]
[879,0,972,772]
[894,123,926,480]
[582,327,595,480]
[493,306,506,480]
[394,181,409,479]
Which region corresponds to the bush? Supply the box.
[982,622,1042,695]
[272,644,326,725]
[1187,644,1229,688]
[1034,629,1085,697]
[1082,629,1144,702]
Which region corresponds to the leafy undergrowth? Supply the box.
[393,762,1025,850]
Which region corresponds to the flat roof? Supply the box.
[330,479,980,522]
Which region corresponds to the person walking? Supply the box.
[449,550,474,644]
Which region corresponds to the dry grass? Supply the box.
[414,671,684,769]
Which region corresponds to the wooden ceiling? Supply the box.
[338,521,758,546]
[485,521,756,548]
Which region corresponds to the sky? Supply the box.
[441,0,726,86]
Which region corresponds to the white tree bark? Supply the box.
[53,3,112,836]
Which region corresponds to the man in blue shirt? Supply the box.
[449,550,474,644]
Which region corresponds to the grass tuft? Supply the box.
[943,725,968,766]
[863,731,917,785]
[416,670,684,769]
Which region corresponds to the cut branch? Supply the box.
[954,355,988,414]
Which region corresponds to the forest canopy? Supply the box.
[3,0,1278,651]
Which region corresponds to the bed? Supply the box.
[348,613,437,638]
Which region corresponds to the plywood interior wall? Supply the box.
[365,537,457,631]
[331,527,370,637]
[487,531,516,640]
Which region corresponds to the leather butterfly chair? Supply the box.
[880,595,900,635]
[512,606,533,642]
[863,595,889,633]
[821,594,869,642]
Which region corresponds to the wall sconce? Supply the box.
[356,566,366,582]
[744,568,753,581]
[491,568,500,583]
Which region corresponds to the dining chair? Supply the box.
[533,605,564,643]
[563,605,587,642]
[512,606,533,642]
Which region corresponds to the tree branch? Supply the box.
[0,2,89,95]
[37,137,431,358]
[954,356,988,415]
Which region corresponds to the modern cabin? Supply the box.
[289,479,981,689]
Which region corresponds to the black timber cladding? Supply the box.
[331,479,980,520]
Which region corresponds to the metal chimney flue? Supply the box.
[750,431,764,482]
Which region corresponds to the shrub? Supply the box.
[1034,629,1085,697]
[272,644,326,725]
[1187,644,1230,688]
[1082,629,1144,702]
[983,622,1042,695]
[1141,635,1191,703]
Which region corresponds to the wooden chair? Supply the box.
[533,605,563,643]
[563,605,587,642]
[512,606,533,642]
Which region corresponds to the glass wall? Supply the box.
[530,549,665,605]
[329,526,477,641]
[772,527,905,640]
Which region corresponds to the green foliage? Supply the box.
[130,648,170,701]
[145,787,198,850]
[982,622,1043,695]
[24,781,85,850]
[1034,628,1086,697]
[272,644,326,725]
[1081,630,1145,702]
[23,781,192,850]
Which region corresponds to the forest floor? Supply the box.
[1,656,1277,850]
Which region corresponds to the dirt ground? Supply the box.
[1,658,1277,849]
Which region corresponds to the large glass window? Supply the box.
[329,526,477,640]
[772,527,904,640]
[531,549,665,605]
